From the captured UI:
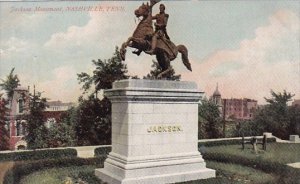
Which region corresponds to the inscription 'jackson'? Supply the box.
[147,125,182,133]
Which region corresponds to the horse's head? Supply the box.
[134,2,150,18]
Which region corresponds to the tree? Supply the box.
[0,68,21,150]
[76,47,128,145]
[25,87,48,149]
[76,96,111,145]
[252,90,298,139]
[78,47,128,96]
[288,105,300,135]
[198,98,223,139]
[144,60,181,81]
[0,68,20,101]
[0,94,9,150]
[47,107,78,147]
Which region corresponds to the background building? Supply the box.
[211,85,258,121]
[6,88,74,150]
[44,101,74,128]
[222,98,257,120]
[292,99,300,107]
[211,84,222,113]
[7,87,30,150]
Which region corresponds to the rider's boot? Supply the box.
[164,30,170,40]
[145,35,157,55]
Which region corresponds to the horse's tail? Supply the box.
[177,45,192,71]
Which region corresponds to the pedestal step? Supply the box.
[95,167,215,184]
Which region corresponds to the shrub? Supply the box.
[94,146,111,157]
[3,156,106,184]
[0,148,77,162]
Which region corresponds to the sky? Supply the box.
[0,0,299,104]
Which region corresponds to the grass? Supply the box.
[201,143,300,183]
[10,143,300,184]
[206,161,277,184]
[178,161,278,184]
[20,161,277,184]
[201,143,300,164]
[20,165,102,184]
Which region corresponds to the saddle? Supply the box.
[156,36,178,61]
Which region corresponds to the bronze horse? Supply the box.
[120,2,192,78]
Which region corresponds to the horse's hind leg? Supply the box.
[156,51,172,79]
[157,67,172,79]
[177,44,192,71]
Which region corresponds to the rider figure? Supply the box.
[133,3,170,56]
[146,3,170,55]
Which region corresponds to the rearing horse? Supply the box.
[120,2,192,78]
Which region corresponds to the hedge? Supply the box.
[0,148,77,162]
[198,137,276,147]
[3,156,106,184]
[202,152,300,184]
[94,146,111,157]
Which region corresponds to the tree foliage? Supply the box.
[144,60,181,81]
[240,90,299,139]
[0,68,20,150]
[75,96,111,146]
[0,94,9,150]
[47,107,78,147]
[78,47,128,96]
[25,89,48,149]
[0,68,20,101]
[198,98,223,139]
[76,47,128,145]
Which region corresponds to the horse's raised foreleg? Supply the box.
[177,44,192,71]
[120,37,134,61]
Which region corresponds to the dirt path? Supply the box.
[0,161,15,184]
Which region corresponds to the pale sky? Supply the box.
[0,1,299,104]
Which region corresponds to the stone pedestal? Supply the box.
[95,79,215,184]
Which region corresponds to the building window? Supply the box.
[16,121,21,136]
[16,120,26,136]
[21,121,26,135]
[5,121,10,135]
[18,99,24,113]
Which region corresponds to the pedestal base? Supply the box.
[95,152,215,184]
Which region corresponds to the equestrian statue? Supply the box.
[120,0,192,79]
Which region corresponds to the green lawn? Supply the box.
[205,161,277,184]
[202,143,300,164]
[201,143,300,184]
[20,161,277,184]
[179,161,278,184]
[20,165,102,184]
[11,143,300,184]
